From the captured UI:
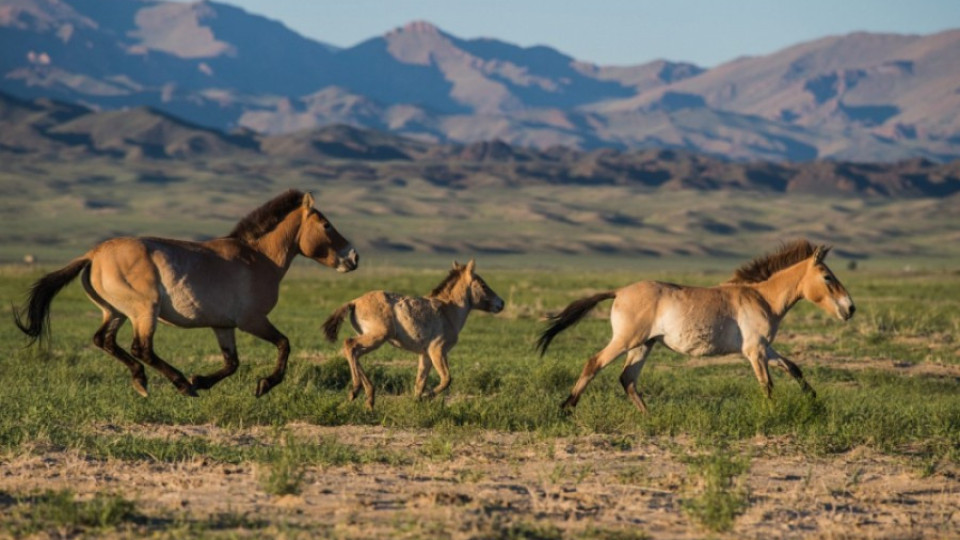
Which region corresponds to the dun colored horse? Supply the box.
[14,190,358,398]
[322,260,504,409]
[537,240,855,412]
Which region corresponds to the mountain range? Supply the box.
[3,90,958,198]
[2,0,960,161]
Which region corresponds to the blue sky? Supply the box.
[194,0,960,67]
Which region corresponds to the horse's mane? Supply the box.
[227,189,305,243]
[429,268,464,298]
[727,239,818,284]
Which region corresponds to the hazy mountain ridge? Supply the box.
[4,90,958,198]
[2,0,959,161]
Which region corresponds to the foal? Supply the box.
[537,240,855,412]
[322,260,504,409]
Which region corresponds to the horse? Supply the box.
[536,240,855,413]
[322,259,504,409]
[14,189,359,398]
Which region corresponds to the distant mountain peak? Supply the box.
[393,20,443,36]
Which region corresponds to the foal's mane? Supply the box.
[429,268,464,299]
[227,189,305,243]
[727,239,818,284]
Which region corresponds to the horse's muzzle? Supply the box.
[841,304,856,321]
[336,248,359,273]
[489,297,505,314]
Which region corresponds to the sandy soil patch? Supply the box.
[1,423,957,539]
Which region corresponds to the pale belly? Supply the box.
[657,319,743,357]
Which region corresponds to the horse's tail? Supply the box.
[13,257,91,344]
[536,291,616,356]
[322,302,354,343]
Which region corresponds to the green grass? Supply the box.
[1,265,958,466]
[1,264,959,537]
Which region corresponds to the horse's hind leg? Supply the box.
[766,346,816,397]
[93,311,148,397]
[240,319,289,398]
[562,337,630,410]
[129,313,197,397]
[619,341,654,413]
[190,328,239,391]
[343,332,386,409]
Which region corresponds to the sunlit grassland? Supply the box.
[1,263,957,467]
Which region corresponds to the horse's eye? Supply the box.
[323,222,332,231]
[824,274,833,283]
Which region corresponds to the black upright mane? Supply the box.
[429,268,464,298]
[727,239,818,284]
[227,190,305,243]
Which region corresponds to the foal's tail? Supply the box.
[322,302,354,343]
[536,291,616,356]
[13,257,91,344]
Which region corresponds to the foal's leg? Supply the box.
[93,310,148,397]
[766,346,816,397]
[562,337,630,410]
[619,341,654,413]
[426,343,451,397]
[240,319,289,398]
[190,328,239,391]
[343,332,387,409]
[743,342,773,399]
[414,353,433,399]
[129,313,197,397]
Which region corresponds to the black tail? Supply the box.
[322,303,353,343]
[536,291,616,356]
[13,257,90,345]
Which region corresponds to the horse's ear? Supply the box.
[465,259,476,274]
[813,245,831,264]
[302,192,315,209]
[451,260,462,270]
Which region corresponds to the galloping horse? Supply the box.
[15,190,358,398]
[322,260,504,409]
[537,240,854,412]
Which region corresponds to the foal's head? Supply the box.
[296,193,359,273]
[799,245,855,321]
[433,260,505,313]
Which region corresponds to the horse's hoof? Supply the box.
[348,388,360,401]
[189,375,210,390]
[180,385,199,398]
[132,379,148,398]
[255,378,272,398]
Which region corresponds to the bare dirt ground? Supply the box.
[2,421,958,539]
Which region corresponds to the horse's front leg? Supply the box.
[427,344,451,397]
[190,328,239,391]
[766,345,816,398]
[414,353,434,399]
[241,319,289,398]
[742,342,773,399]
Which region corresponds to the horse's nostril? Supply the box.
[849,305,856,316]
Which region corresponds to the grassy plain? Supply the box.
[1,151,958,536]
[1,262,958,538]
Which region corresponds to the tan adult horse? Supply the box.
[14,190,358,398]
[537,240,854,412]
[322,260,504,409]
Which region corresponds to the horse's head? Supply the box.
[456,259,504,313]
[800,245,854,321]
[297,193,359,273]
